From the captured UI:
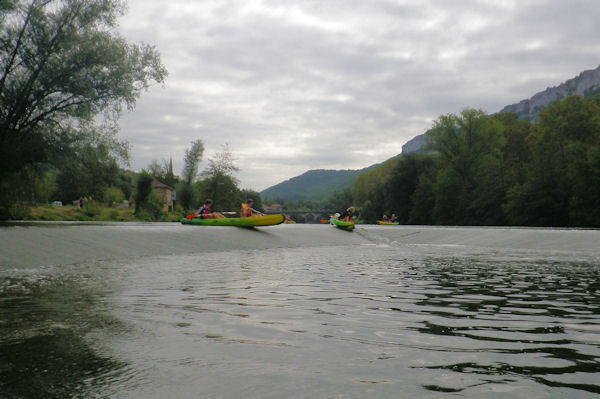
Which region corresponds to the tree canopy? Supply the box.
[355,98,600,227]
[0,0,167,218]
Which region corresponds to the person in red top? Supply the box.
[195,199,224,219]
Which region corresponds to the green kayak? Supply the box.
[181,214,284,227]
[330,217,355,231]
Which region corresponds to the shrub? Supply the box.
[83,201,102,217]
[104,187,124,207]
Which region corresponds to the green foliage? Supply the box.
[262,164,381,203]
[103,186,124,206]
[323,188,353,213]
[354,156,401,206]
[503,96,600,226]
[54,136,126,203]
[355,100,600,227]
[359,199,378,224]
[83,201,102,217]
[34,169,58,204]
[0,0,166,219]
[196,145,240,212]
[182,140,205,184]
[408,172,435,225]
[382,154,435,224]
[282,200,321,211]
[134,172,154,215]
[176,182,196,211]
[0,202,30,220]
[147,158,178,188]
[196,173,239,212]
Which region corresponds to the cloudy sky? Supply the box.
[116,0,600,191]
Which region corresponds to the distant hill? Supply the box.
[260,167,379,202]
[261,65,600,202]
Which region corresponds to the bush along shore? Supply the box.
[13,203,183,222]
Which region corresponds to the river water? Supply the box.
[0,224,599,398]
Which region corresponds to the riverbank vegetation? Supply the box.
[354,95,600,227]
[0,0,166,221]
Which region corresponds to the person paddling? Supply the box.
[240,198,263,218]
[338,206,355,222]
[195,199,225,219]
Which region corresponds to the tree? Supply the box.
[147,158,177,188]
[503,96,600,226]
[383,154,435,224]
[179,139,205,209]
[324,188,353,213]
[197,144,240,212]
[103,186,124,207]
[0,0,166,217]
[133,171,163,219]
[426,109,505,224]
[54,134,124,203]
[182,140,205,185]
[408,171,435,225]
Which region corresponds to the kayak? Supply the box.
[181,214,284,227]
[330,217,355,231]
[377,221,399,225]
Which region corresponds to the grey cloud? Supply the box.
[117,0,600,190]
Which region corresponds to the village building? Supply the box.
[129,179,174,212]
[152,180,174,212]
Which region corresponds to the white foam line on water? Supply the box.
[1,222,599,268]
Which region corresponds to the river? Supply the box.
[1,223,599,398]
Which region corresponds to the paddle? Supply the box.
[187,211,236,219]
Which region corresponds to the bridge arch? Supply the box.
[265,210,336,223]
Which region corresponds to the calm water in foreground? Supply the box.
[1,228,599,398]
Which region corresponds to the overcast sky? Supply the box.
[116,0,600,191]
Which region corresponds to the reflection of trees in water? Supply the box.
[0,276,127,399]
[401,257,600,395]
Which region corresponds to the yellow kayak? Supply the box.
[377,221,399,225]
[181,214,284,227]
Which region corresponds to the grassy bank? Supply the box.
[22,204,182,222]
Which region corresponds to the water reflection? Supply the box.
[0,271,128,399]
[0,242,598,398]
[402,254,600,395]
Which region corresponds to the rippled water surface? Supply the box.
[1,234,599,398]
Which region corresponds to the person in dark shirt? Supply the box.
[195,199,224,219]
[338,206,355,222]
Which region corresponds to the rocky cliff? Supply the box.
[498,65,600,122]
[402,65,600,155]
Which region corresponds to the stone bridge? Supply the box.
[264,210,337,223]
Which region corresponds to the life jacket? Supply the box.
[241,203,252,217]
[198,205,210,218]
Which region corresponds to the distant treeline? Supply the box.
[354,95,600,227]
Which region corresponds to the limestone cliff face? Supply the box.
[499,65,600,122]
[402,65,600,155]
[400,133,427,154]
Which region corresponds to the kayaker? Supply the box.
[195,199,225,219]
[390,213,397,223]
[338,206,355,222]
[382,214,388,222]
[240,198,263,218]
